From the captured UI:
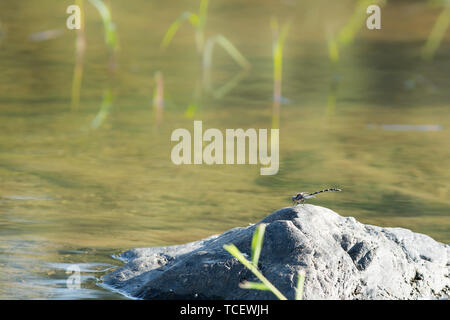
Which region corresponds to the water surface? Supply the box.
[0,0,449,299]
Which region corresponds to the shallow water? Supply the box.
[0,0,449,299]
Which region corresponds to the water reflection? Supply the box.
[0,237,123,299]
[0,0,448,299]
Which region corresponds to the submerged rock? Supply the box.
[101,205,449,300]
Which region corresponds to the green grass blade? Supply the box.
[91,88,113,129]
[203,35,250,70]
[295,271,305,300]
[337,0,386,47]
[278,21,291,46]
[270,18,291,129]
[327,36,340,64]
[239,281,270,291]
[271,19,291,83]
[88,0,117,50]
[223,244,287,300]
[161,12,199,48]
[211,69,248,99]
[251,224,266,267]
[421,5,450,61]
[223,244,250,267]
[185,103,197,118]
[89,0,111,24]
[198,0,209,29]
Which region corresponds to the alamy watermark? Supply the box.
[66,264,81,289]
[366,5,381,30]
[66,5,81,30]
[65,3,381,31]
[171,121,279,175]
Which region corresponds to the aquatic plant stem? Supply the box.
[421,4,450,61]
[271,18,290,129]
[71,0,86,110]
[295,271,305,300]
[223,244,288,300]
[161,0,209,52]
[88,0,119,72]
[153,72,164,128]
[337,0,386,47]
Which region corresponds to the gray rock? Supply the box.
[100,205,450,299]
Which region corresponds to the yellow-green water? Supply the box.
[0,0,449,299]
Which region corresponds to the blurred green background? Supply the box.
[0,0,449,299]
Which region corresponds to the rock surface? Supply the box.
[101,205,450,299]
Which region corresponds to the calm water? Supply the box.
[0,0,449,299]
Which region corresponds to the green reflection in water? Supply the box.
[0,0,449,299]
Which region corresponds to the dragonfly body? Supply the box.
[292,188,341,205]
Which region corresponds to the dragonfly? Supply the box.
[291,188,342,205]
